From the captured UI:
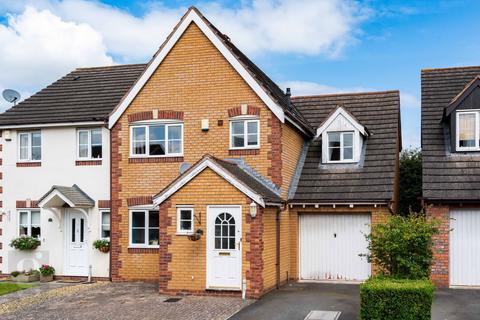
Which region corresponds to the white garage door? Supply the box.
[450,209,480,286]
[299,214,371,281]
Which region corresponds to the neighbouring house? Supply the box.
[422,66,480,287]
[0,7,401,298]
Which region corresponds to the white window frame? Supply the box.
[128,209,159,248]
[18,209,41,238]
[456,110,480,151]
[176,207,194,235]
[325,131,355,163]
[129,121,184,158]
[99,210,110,240]
[18,131,41,162]
[77,128,103,160]
[229,118,260,150]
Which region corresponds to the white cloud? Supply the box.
[0,6,112,110]
[400,92,420,109]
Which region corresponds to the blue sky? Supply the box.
[0,0,479,148]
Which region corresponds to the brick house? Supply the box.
[422,66,480,287]
[0,7,401,298]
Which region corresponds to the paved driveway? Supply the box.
[231,282,480,320]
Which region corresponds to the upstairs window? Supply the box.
[18,131,41,162]
[327,131,354,162]
[130,123,183,157]
[78,129,102,159]
[19,210,41,238]
[457,111,480,150]
[230,119,259,149]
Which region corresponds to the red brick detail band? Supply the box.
[0,172,3,180]
[75,160,102,166]
[16,200,39,208]
[229,149,260,156]
[228,105,261,117]
[161,289,242,297]
[128,110,184,123]
[128,157,184,164]
[159,200,173,293]
[428,205,450,287]
[245,197,264,299]
[110,124,123,281]
[16,162,41,167]
[98,200,111,209]
[267,116,283,186]
[128,248,159,254]
[127,196,153,207]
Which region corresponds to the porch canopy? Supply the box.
[38,184,95,209]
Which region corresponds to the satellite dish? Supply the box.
[179,162,192,174]
[2,89,21,105]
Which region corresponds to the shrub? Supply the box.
[360,276,434,320]
[93,239,110,252]
[11,271,20,277]
[39,265,55,276]
[9,236,41,251]
[362,213,439,279]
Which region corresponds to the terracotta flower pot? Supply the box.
[99,246,110,253]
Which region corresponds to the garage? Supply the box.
[450,209,480,286]
[299,214,371,281]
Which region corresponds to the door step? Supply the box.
[304,311,341,320]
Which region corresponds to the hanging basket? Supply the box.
[187,229,204,242]
[99,246,110,253]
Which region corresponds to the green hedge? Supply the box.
[360,277,435,320]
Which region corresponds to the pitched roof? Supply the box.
[0,64,146,127]
[422,66,480,201]
[290,91,401,203]
[153,154,283,207]
[38,184,95,208]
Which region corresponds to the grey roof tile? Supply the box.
[38,184,95,207]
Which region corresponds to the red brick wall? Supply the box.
[427,205,450,287]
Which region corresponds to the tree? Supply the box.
[399,148,422,215]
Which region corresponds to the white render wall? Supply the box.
[0,125,110,277]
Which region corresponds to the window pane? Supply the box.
[132,229,145,244]
[31,227,41,238]
[91,145,102,158]
[247,121,258,134]
[102,212,110,225]
[168,125,181,140]
[132,127,146,154]
[180,220,192,231]
[133,141,146,155]
[79,131,88,145]
[91,130,102,145]
[180,210,191,221]
[149,140,165,155]
[215,225,221,236]
[72,219,76,242]
[459,113,476,147]
[19,226,28,236]
[329,147,340,161]
[101,227,110,239]
[222,238,228,249]
[31,211,40,225]
[149,211,159,228]
[343,147,353,160]
[247,133,258,146]
[232,122,244,135]
[343,133,353,147]
[148,229,159,245]
[19,211,28,225]
[229,238,235,250]
[215,237,221,249]
[149,125,165,141]
[31,146,41,161]
[328,132,341,148]
[132,212,145,228]
[19,133,29,148]
[233,135,245,148]
[80,219,85,242]
[31,132,41,147]
[133,127,146,141]
[79,145,89,158]
[168,140,181,154]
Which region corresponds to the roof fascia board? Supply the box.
[285,115,308,136]
[316,106,366,137]
[0,121,105,130]
[153,158,265,207]
[108,9,285,129]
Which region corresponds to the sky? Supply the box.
[0,1,479,148]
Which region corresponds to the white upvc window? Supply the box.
[100,210,110,239]
[327,131,354,162]
[130,122,183,157]
[129,210,159,247]
[176,207,194,235]
[456,111,480,151]
[77,128,103,159]
[230,119,260,149]
[18,131,41,162]
[18,210,41,238]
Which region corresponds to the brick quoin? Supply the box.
[267,115,283,187]
[159,200,173,293]
[427,205,450,287]
[246,197,264,299]
[126,196,153,207]
[110,124,123,281]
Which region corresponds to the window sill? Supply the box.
[16,162,41,167]
[128,156,184,164]
[75,160,102,166]
[176,232,194,236]
[229,149,260,156]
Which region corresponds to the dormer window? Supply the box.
[328,132,354,162]
[456,111,479,150]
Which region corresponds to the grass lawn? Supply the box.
[0,282,35,296]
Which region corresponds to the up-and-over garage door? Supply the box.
[299,214,371,281]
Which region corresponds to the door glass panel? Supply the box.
[72,218,76,242]
[80,219,84,243]
[214,212,236,250]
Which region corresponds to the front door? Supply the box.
[66,209,89,276]
[206,206,242,290]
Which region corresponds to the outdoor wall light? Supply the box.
[250,202,257,218]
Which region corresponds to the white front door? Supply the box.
[206,206,242,290]
[450,209,480,286]
[66,209,89,276]
[299,213,371,281]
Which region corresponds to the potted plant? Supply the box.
[93,239,110,253]
[11,269,40,282]
[39,265,55,282]
[10,236,41,251]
